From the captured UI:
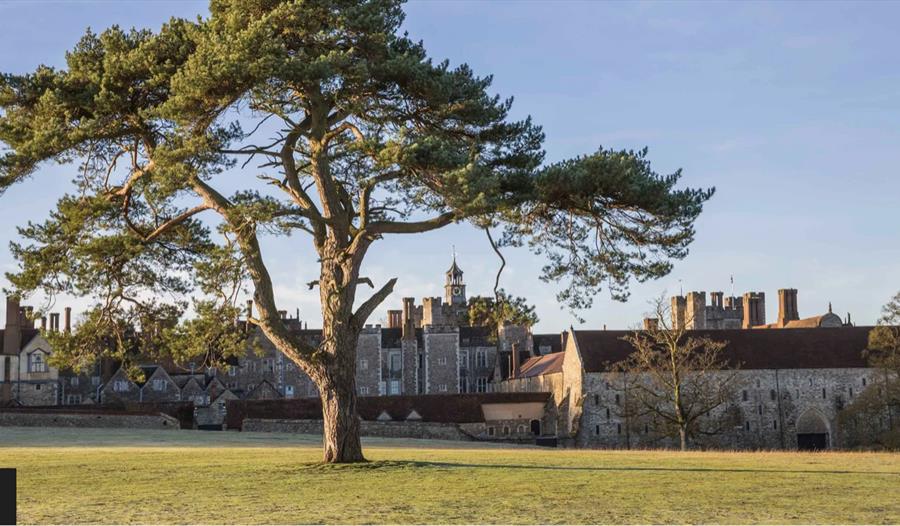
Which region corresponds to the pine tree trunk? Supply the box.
[319,370,365,463]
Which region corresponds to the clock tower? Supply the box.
[445,255,466,307]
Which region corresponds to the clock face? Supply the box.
[452,287,461,296]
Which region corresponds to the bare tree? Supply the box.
[613,296,739,450]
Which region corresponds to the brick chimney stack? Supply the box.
[510,342,521,379]
[49,312,60,332]
[3,296,22,355]
[742,292,766,328]
[777,288,799,327]
[401,297,415,340]
[686,291,707,329]
[643,317,659,330]
[64,307,72,333]
[671,295,687,330]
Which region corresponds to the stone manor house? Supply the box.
[1,258,558,409]
[1,267,892,450]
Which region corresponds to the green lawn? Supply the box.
[1,427,898,524]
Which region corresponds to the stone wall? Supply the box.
[424,328,459,394]
[578,367,877,450]
[0,410,179,429]
[243,417,475,441]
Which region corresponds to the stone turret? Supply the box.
[742,292,766,328]
[777,288,799,327]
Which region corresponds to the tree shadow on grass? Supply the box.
[296,460,900,476]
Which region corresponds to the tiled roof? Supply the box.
[517,352,565,378]
[573,327,873,372]
[0,328,40,355]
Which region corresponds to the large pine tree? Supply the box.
[0,0,713,462]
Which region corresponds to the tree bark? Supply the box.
[679,426,688,451]
[318,367,365,463]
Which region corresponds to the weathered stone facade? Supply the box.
[500,326,881,450]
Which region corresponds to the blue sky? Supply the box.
[0,1,898,331]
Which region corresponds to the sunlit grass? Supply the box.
[1,427,898,524]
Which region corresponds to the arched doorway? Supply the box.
[796,410,830,450]
[530,419,541,436]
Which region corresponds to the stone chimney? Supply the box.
[387,310,402,329]
[671,295,687,330]
[510,342,521,379]
[401,297,415,340]
[643,317,659,330]
[742,292,766,328]
[64,307,72,333]
[3,296,22,355]
[777,288,799,327]
[49,312,60,332]
[686,291,707,329]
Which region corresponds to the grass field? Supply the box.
[1,427,898,524]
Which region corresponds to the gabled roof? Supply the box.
[517,352,565,378]
[0,328,41,356]
[572,326,873,372]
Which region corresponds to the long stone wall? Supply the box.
[243,418,483,441]
[0,411,180,429]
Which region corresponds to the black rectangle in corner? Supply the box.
[0,469,15,525]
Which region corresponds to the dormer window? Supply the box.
[29,352,47,373]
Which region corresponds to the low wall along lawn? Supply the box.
[0,410,180,429]
[243,418,484,441]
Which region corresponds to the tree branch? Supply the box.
[351,277,397,330]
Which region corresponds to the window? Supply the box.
[437,357,447,366]
[614,394,620,405]
[849,387,854,398]
[113,380,130,392]
[34,384,42,391]
[595,425,600,436]
[503,426,510,436]
[617,423,622,435]
[360,386,370,395]
[605,408,610,419]
[488,426,495,437]
[285,385,294,398]
[264,359,275,373]
[745,421,750,431]
[66,394,82,405]
[594,394,600,405]
[742,390,748,402]
[539,345,551,355]
[418,354,423,369]
[475,377,488,393]
[91,376,100,386]
[70,376,79,387]
[475,350,488,368]
[516,425,526,434]
[822,388,827,399]
[359,359,369,371]
[151,378,167,391]
[459,377,469,393]
[439,384,448,393]
[228,366,237,377]
[862,378,867,387]
[459,350,469,369]
[246,361,258,373]
[644,424,649,434]
[773,420,778,430]
[758,404,762,415]
[770,389,776,401]
[389,353,401,372]
[390,380,401,395]
[29,352,47,373]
